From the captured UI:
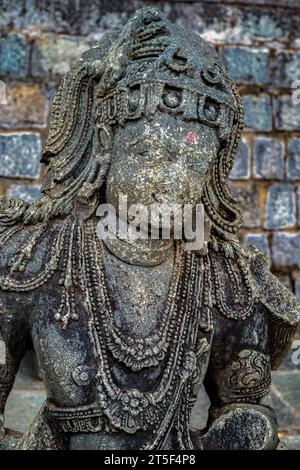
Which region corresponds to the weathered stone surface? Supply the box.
[272,232,300,268]
[0,34,29,79]
[254,137,285,179]
[273,95,300,131]
[222,46,269,84]
[9,185,41,201]
[243,94,272,131]
[32,34,90,77]
[244,233,270,256]
[229,138,250,180]
[0,133,41,179]
[265,183,295,229]
[287,139,300,180]
[0,83,47,129]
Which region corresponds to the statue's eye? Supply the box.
[204,100,218,121]
[162,88,181,109]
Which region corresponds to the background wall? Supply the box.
[0,0,300,449]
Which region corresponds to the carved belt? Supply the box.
[44,400,106,433]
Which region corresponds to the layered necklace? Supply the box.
[81,218,209,440]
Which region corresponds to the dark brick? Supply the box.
[287,139,300,180]
[0,34,29,79]
[254,137,284,179]
[272,232,300,268]
[273,95,300,131]
[229,139,250,180]
[265,183,295,229]
[0,133,41,179]
[243,95,272,131]
[222,46,269,85]
[273,51,300,88]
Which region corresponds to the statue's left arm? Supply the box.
[199,308,278,449]
[198,248,300,450]
[0,290,30,440]
[0,199,32,440]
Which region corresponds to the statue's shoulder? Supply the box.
[207,242,300,368]
[0,197,66,277]
[244,245,300,368]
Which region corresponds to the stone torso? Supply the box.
[0,216,211,449]
[102,245,174,338]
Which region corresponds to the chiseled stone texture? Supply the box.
[243,95,272,131]
[265,183,296,229]
[254,137,285,180]
[0,133,41,179]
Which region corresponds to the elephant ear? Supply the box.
[246,246,300,369]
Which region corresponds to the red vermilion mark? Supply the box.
[186,131,197,144]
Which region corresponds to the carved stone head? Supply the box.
[10,7,244,244]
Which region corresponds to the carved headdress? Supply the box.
[0,7,243,242]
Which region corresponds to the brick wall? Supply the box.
[1,0,300,447]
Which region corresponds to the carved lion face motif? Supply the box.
[105,111,220,213]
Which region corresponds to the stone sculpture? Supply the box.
[0,7,299,450]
